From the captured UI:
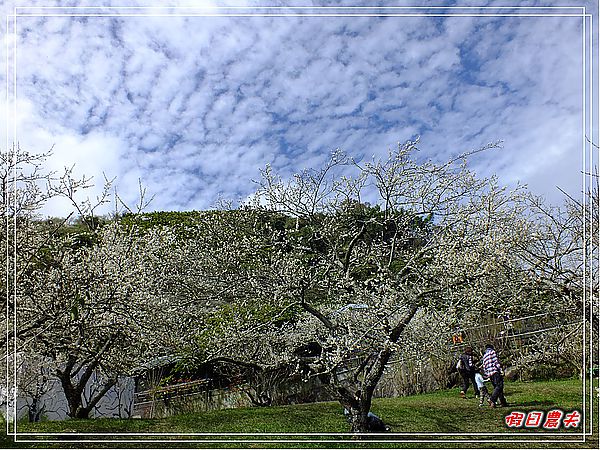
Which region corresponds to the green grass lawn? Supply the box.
[2,378,598,449]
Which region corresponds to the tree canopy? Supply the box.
[2,141,594,430]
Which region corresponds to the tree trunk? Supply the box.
[28,397,41,423]
[56,357,104,419]
[55,336,118,418]
[347,405,370,433]
[336,305,419,434]
[338,387,374,434]
[56,360,84,419]
[62,382,85,419]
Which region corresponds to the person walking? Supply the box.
[457,346,479,398]
[482,344,508,407]
[474,370,491,407]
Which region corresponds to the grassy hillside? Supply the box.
[3,378,598,449]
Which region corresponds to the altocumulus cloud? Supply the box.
[2,1,593,215]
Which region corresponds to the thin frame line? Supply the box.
[16,430,587,436]
[11,8,592,444]
[11,6,17,437]
[12,14,588,18]
[9,5,594,445]
[4,12,9,440]
[582,10,586,441]
[583,14,594,436]
[13,6,589,11]
[13,437,587,444]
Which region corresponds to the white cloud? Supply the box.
[1,4,591,215]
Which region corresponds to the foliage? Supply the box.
[167,140,545,432]
[1,146,168,419]
[2,142,594,430]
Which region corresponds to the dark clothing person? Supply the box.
[459,369,480,398]
[367,412,390,432]
[482,344,508,407]
[457,347,479,397]
[489,372,508,407]
[343,409,391,432]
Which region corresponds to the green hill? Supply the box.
[3,378,598,448]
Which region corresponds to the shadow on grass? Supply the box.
[504,389,522,395]
[509,400,555,407]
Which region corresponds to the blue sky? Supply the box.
[2,1,597,215]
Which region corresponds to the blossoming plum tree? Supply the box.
[1,147,172,419]
[177,141,537,432]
